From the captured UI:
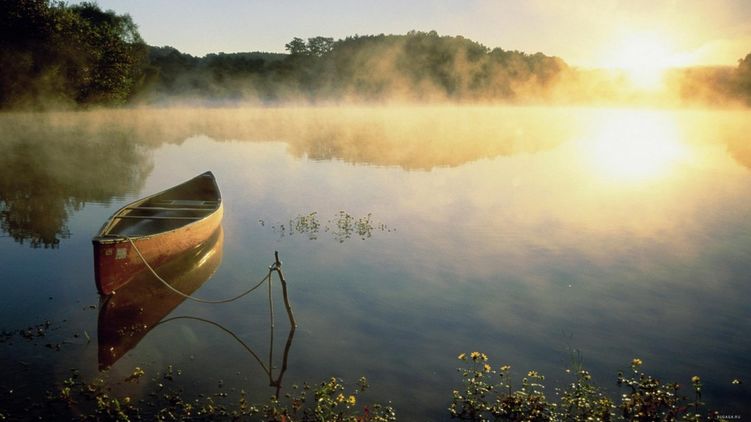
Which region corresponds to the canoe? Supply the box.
[92,171,223,295]
[98,226,223,369]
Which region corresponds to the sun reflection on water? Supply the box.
[582,110,688,183]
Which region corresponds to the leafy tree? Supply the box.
[306,36,334,57]
[285,37,307,56]
[0,0,147,108]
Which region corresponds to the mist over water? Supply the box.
[1,106,751,419]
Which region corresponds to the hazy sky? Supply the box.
[83,0,751,67]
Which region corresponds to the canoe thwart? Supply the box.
[125,206,216,212]
[152,200,218,207]
[114,215,205,220]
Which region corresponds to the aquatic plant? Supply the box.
[266,210,393,242]
[34,369,394,421]
[449,352,729,421]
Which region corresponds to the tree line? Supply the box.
[136,31,570,104]
[2,0,751,109]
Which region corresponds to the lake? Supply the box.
[1,106,750,419]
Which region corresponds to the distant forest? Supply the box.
[2,0,751,109]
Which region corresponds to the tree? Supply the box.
[0,0,147,108]
[285,37,307,56]
[306,36,334,57]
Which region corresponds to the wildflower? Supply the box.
[457,353,466,361]
[499,365,511,372]
[483,363,492,373]
[631,358,643,367]
[347,395,356,406]
[528,370,540,378]
[691,376,701,384]
[336,393,345,403]
[731,379,741,385]
[470,352,488,361]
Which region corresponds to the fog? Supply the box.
[2,105,750,248]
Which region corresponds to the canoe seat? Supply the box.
[126,206,215,212]
[151,200,218,208]
[115,215,204,220]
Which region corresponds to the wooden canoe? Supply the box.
[92,171,223,295]
[98,226,224,369]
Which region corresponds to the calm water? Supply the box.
[1,106,750,419]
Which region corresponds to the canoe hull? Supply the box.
[93,207,222,294]
[92,171,223,295]
[98,226,224,369]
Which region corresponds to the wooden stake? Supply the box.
[273,251,297,328]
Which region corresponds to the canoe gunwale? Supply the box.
[92,171,222,245]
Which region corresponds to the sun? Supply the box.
[601,31,688,91]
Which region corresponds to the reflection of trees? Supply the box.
[167,107,569,171]
[1,108,566,175]
[0,114,152,247]
[726,137,751,171]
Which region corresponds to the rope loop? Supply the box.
[121,235,273,304]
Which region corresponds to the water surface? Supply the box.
[1,106,750,419]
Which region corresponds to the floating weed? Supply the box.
[125,367,145,383]
[268,210,394,242]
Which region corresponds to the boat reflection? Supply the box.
[97,227,297,397]
[97,226,224,369]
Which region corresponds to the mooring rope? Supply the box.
[122,235,274,304]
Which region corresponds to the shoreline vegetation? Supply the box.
[0,320,742,420]
[0,342,738,420]
[2,1,751,110]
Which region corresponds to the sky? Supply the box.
[81,0,751,68]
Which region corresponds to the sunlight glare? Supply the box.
[583,111,686,183]
[603,32,687,91]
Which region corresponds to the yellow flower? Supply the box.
[457,353,466,361]
[470,352,488,361]
[347,395,356,406]
[336,393,345,403]
[527,370,540,378]
[499,365,511,372]
[483,363,492,373]
[631,358,643,367]
[731,379,741,385]
[691,375,701,383]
